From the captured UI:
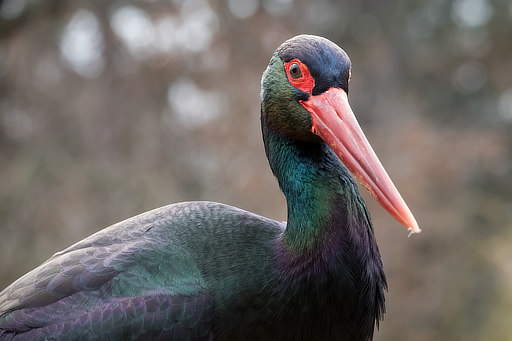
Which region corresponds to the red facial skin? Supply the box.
[284,59,315,93]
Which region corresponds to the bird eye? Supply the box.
[289,63,302,79]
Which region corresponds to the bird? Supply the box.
[0,34,419,341]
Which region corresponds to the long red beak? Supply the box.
[300,88,420,233]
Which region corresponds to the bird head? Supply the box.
[261,34,420,234]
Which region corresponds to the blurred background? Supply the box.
[1,0,511,339]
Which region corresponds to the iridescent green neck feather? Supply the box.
[261,53,370,252]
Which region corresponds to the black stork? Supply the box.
[0,35,419,341]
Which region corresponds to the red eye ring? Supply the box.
[284,58,315,93]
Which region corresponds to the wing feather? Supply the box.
[0,203,214,340]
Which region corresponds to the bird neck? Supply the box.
[261,118,373,254]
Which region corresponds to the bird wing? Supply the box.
[0,204,214,340]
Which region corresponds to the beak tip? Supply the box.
[407,219,421,236]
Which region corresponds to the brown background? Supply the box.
[1,0,511,340]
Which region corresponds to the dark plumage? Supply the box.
[0,35,418,341]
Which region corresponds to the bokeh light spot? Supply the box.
[59,10,105,78]
[228,0,259,19]
[452,0,493,28]
[110,6,155,59]
[167,78,225,129]
[498,89,512,122]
